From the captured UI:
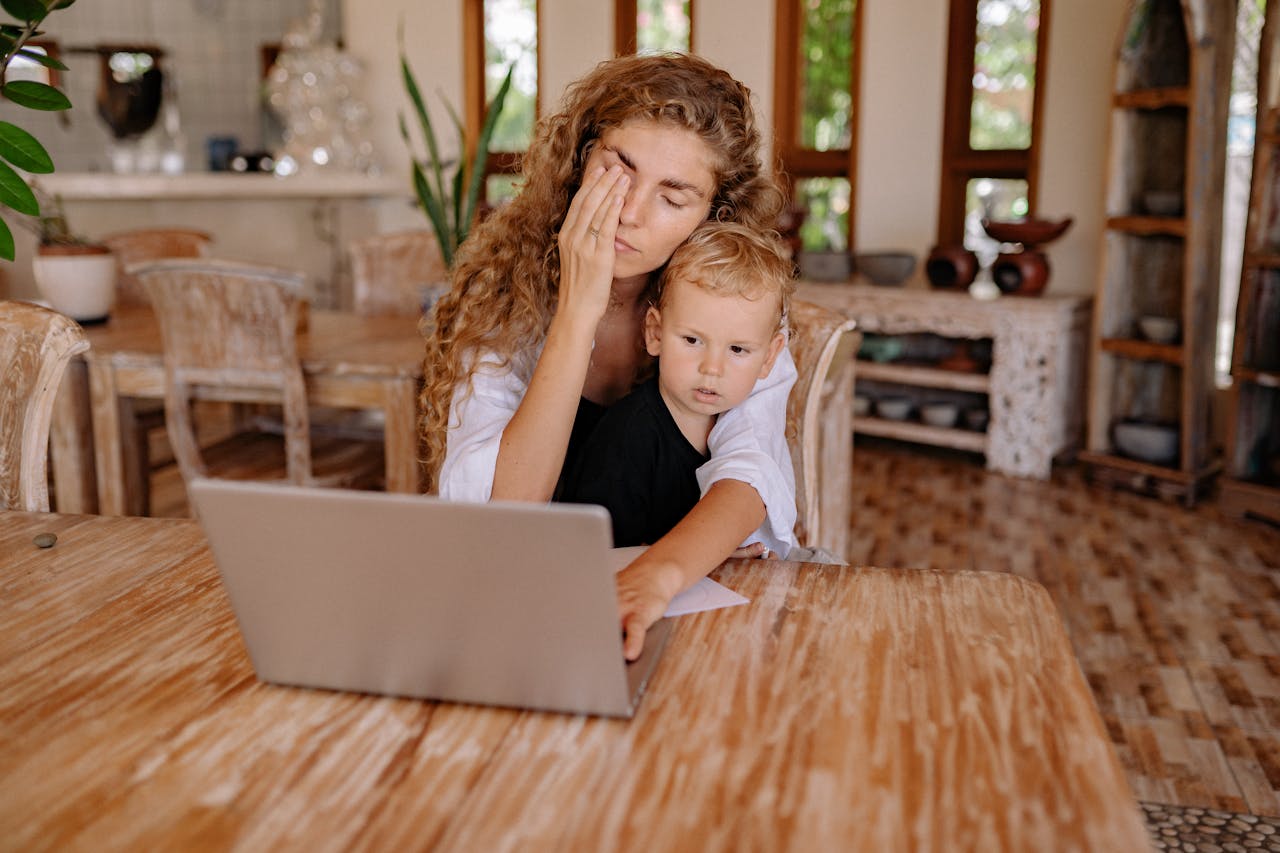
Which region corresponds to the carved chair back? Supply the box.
[0,300,89,511]
[134,259,317,487]
[100,228,213,306]
[347,229,447,316]
[786,299,860,554]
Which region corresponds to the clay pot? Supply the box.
[991,249,1049,296]
[925,245,978,290]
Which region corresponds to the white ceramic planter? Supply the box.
[32,245,118,324]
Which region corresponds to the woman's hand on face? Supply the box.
[557,165,630,328]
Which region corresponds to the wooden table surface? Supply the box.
[0,511,1149,851]
[49,305,426,515]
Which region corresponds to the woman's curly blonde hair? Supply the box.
[419,52,784,491]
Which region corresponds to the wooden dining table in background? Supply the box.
[48,305,426,515]
[0,510,1149,851]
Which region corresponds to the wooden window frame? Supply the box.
[615,0,696,56]
[463,0,541,183]
[772,0,863,250]
[936,0,1051,246]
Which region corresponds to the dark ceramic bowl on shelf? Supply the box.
[1112,419,1179,466]
[854,251,916,286]
[980,216,1073,248]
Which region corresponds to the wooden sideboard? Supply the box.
[799,277,1092,480]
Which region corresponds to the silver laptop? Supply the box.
[189,478,673,718]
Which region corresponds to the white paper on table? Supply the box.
[608,546,750,617]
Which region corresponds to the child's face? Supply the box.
[644,278,786,420]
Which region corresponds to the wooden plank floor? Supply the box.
[146,434,1280,832]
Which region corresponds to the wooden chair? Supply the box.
[786,299,860,557]
[99,227,215,512]
[133,259,383,495]
[99,227,214,307]
[0,300,89,511]
[347,229,447,316]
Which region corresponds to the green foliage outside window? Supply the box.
[637,0,690,54]
[970,0,1038,151]
[485,0,536,152]
[800,0,854,151]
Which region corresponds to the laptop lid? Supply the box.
[189,478,671,718]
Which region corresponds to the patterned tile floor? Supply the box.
[844,438,1280,849]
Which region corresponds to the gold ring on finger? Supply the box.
[588,227,601,238]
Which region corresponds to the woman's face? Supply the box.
[584,120,716,280]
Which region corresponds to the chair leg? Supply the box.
[119,398,151,516]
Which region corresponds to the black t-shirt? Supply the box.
[558,377,708,547]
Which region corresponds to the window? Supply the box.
[773,0,861,252]
[615,0,693,55]
[938,0,1050,260]
[465,0,540,205]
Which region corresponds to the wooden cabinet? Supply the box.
[797,280,1091,481]
[1221,2,1280,524]
[1080,0,1236,505]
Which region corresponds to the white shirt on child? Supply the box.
[438,342,799,557]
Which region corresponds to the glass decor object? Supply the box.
[264,0,377,177]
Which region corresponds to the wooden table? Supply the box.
[49,305,425,515]
[0,511,1148,851]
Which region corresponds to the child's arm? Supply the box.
[615,478,765,660]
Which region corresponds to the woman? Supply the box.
[420,52,795,660]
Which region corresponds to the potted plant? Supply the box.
[0,0,76,262]
[398,34,514,270]
[25,184,116,323]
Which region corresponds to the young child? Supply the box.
[558,221,796,553]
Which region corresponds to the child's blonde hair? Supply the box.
[655,221,796,330]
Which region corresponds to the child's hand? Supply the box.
[615,554,684,661]
[730,542,769,559]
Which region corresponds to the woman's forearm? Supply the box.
[491,313,596,501]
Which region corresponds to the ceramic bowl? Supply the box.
[875,396,912,421]
[1113,419,1179,466]
[1138,315,1180,344]
[798,250,853,282]
[853,394,872,417]
[1143,190,1183,217]
[980,216,1073,247]
[920,401,959,428]
[855,251,916,286]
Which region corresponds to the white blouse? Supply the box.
[439,344,799,557]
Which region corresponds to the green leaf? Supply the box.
[48,0,77,9]
[0,216,14,262]
[0,0,47,22]
[16,47,68,71]
[412,161,453,268]
[2,79,71,111]
[460,64,514,245]
[0,120,53,172]
[0,158,39,216]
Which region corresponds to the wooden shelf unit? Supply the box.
[798,279,1091,481]
[1222,1,1280,524]
[1083,0,1235,506]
